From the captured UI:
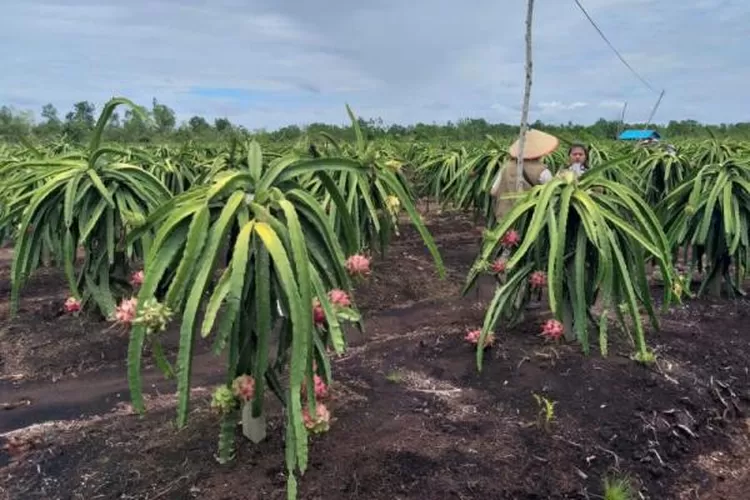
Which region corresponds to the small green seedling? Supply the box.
[532,393,556,431]
[385,370,403,383]
[602,474,637,500]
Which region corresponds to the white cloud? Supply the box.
[539,101,589,113]
[598,100,626,109]
[0,0,748,129]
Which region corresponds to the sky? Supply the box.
[1,0,748,130]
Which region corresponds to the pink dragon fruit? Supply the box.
[115,297,138,324]
[328,289,351,308]
[64,297,81,313]
[501,229,521,248]
[345,254,371,277]
[529,271,547,289]
[232,374,256,402]
[540,319,564,340]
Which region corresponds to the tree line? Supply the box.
[2,99,749,145]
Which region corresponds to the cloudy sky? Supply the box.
[1,0,747,129]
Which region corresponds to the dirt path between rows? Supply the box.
[0,286,495,434]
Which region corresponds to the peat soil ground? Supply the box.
[2,208,750,499]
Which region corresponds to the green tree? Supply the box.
[152,98,176,134]
[63,101,96,142]
[123,108,151,142]
[36,103,63,137]
[214,117,232,133]
[188,116,210,134]
[0,106,33,139]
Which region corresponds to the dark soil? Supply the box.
[2,208,750,499]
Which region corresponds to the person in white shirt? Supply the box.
[538,143,589,184]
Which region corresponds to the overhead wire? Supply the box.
[572,0,659,95]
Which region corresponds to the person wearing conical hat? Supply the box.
[490,128,560,222]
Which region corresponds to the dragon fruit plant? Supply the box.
[125,140,385,500]
[657,147,750,298]
[464,154,677,368]
[1,98,171,319]
[302,105,446,276]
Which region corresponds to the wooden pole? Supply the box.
[617,101,627,138]
[644,89,665,128]
[515,0,535,191]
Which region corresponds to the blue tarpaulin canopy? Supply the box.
[618,129,661,141]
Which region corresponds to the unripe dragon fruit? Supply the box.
[133,298,173,334]
[385,195,401,214]
[210,386,236,414]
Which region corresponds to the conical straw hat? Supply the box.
[508,129,559,160]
